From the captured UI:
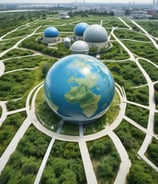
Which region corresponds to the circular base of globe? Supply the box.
[35,86,120,136]
[63,119,95,125]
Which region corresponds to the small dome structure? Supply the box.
[74,22,89,40]
[64,37,71,48]
[43,27,59,43]
[44,27,59,37]
[70,40,89,54]
[83,24,108,48]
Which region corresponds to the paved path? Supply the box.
[4,67,38,75]
[0,101,7,127]
[111,27,135,61]
[131,19,158,50]
[34,120,64,184]
[117,17,157,171]
[28,82,130,184]
[79,139,97,184]
[118,17,132,30]
[125,100,149,110]
[0,26,41,58]
[7,107,26,115]
[0,117,31,174]
[109,131,131,184]
[135,57,155,157]
[124,116,148,134]
[0,61,5,77]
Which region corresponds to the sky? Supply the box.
[0,0,153,4]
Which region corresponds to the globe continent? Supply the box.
[44,54,115,123]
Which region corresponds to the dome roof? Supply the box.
[44,27,59,38]
[64,37,71,42]
[83,24,108,43]
[74,22,89,36]
[71,41,89,52]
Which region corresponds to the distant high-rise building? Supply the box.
[153,0,158,10]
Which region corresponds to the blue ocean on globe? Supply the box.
[44,54,115,123]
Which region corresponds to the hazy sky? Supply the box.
[0,0,153,4]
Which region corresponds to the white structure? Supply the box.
[83,24,108,49]
[43,27,59,44]
[63,37,71,48]
[70,40,89,54]
[60,13,70,19]
[153,0,158,10]
[131,10,148,19]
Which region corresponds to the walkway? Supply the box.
[109,131,131,184]
[0,117,31,174]
[131,19,158,50]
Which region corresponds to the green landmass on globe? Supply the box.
[64,60,102,117]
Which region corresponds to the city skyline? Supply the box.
[1,0,153,4]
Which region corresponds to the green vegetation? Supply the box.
[6,98,26,111]
[154,113,158,134]
[115,120,145,153]
[0,112,26,156]
[106,61,146,87]
[21,35,71,58]
[100,41,129,60]
[126,104,149,128]
[136,20,158,37]
[147,138,158,167]
[87,137,120,184]
[4,25,38,39]
[41,141,86,184]
[127,159,158,184]
[0,126,51,184]
[106,61,149,105]
[115,120,158,183]
[1,48,34,59]
[0,70,39,101]
[126,86,149,106]
[36,87,60,132]
[114,29,149,41]
[0,11,57,37]
[121,18,144,32]
[4,55,54,72]
[154,83,158,109]
[0,106,2,117]
[123,40,158,65]
[0,38,22,52]
[60,122,79,136]
[140,59,158,82]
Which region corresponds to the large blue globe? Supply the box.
[44,54,115,123]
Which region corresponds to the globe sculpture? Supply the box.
[44,54,115,123]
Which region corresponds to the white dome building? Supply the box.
[83,24,108,48]
[63,37,71,48]
[43,27,59,43]
[70,40,89,54]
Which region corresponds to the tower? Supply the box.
[153,0,158,10]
